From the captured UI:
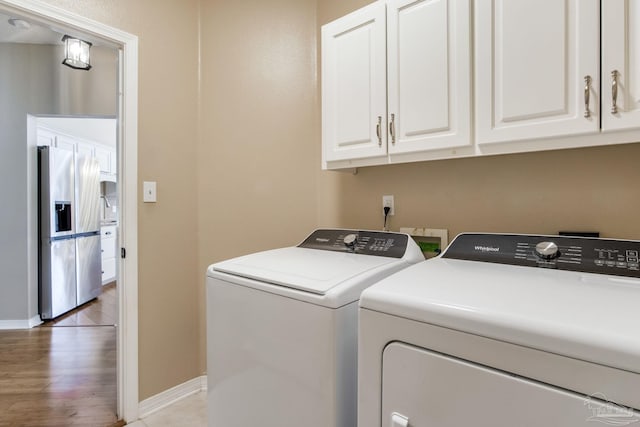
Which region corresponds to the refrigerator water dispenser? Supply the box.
[55,202,72,232]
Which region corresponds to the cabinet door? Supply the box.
[37,129,56,147]
[101,236,116,261]
[77,141,95,158]
[101,258,116,284]
[100,227,117,285]
[55,135,76,152]
[387,0,471,155]
[602,0,640,131]
[322,2,387,163]
[475,0,600,145]
[109,148,117,174]
[95,146,111,174]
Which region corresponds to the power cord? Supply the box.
[383,206,391,231]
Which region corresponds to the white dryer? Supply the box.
[206,229,423,427]
[359,233,640,427]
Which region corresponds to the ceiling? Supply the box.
[0,11,64,44]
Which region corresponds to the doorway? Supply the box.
[0,0,139,423]
[33,115,119,329]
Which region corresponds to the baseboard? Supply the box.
[29,315,43,328]
[138,375,207,418]
[0,316,42,330]
[0,315,44,330]
[0,320,28,330]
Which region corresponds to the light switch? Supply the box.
[143,181,157,203]
[391,413,409,427]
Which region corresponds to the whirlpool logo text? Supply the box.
[474,246,500,253]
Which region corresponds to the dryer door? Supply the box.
[382,342,639,426]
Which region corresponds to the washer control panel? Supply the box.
[298,229,409,258]
[443,233,640,278]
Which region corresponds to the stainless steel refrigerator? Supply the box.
[38,146,102,320]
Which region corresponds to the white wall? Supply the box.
[0,42,117,325]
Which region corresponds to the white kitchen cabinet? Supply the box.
[95,146,111,174]
[475,0,600,145]
[387,0,471,156]
[101,225,117,285]
[322,0,471,168]
[95,146,117,176]
[77,141,95,158]
[55,134,78,152]
[37,126,117,178]
[37,129,56,147]
[322,1,387,164]
[601,0,640,131]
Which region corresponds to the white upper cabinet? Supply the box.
[55,134,78,152]
[36,125,117,177]
[602,0,640,131]
[322,2,387,163]
[322,0,472,168]
[37,129,56,148]
[95,146,112,174]
[322,1,640,169]
[387,0,471,156]
[95,146,117,176]
[475,0,600,145]
[77,141,95,158]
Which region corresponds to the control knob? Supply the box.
[535,241,560,260]
[343,233,358,250]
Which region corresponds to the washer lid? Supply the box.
[211,247,400,295]
[360,257,640,373]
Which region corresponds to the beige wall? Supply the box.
[197,0,320,368]
[316,0,640,241]
[317,144,640,239]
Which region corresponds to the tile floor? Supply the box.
[127,391,206,426]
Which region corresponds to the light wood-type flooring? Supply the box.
[41,283,117,327]
[0,283,119,427]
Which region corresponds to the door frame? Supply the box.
[0,0,140,422]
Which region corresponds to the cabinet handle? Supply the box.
[611,70,619,114]
[583,75,591,118]
[389,113,396,145]
[376,116,382,146]
[105,231,112,235]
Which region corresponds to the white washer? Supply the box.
[206,229,423,427]
[359,233,640,427]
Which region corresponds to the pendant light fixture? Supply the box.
[62,35,92,70]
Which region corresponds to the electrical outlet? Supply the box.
[382,195,395,216]
[143,181,157,203]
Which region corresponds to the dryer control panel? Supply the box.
[298,229,409,258]
[443,233,640,278]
